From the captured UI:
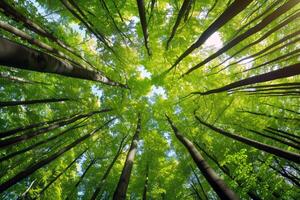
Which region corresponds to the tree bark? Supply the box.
[168,0,253,72]
[195,115,300,164]
[0,98,69,108]
[137,0,151,56]
[183,0,299,76]
[166,115,239,200]
[0,37,127,88]
[266,127,300,140]
[90,136,127,200]
[192,63,300,95]
[166,0,192,49]
[0,118,115,193]
[142,164,149,200]
[113,114,141,200]
[0,109,111,148]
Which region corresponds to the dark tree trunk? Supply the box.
[0,37,126,88]
[190,167,208,200]
[90,136,127,200]
[0,98,69,108]
[137,0,151,56]
[168,0,253,72]
[166,115,239,200]
[266,127,300,140]
[0,118,115,193]
[195,116,300,164]
[183,0,299,76]
[0,123,87,163]
[166,0,192,49]
[39,149,87,195]
[142,164,149,200]
[113,114,141,200]
[192,63,300,95]
[0,109,111,148]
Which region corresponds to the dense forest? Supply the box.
[0,0,299,199]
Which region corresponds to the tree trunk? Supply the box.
[166,115,239,200]
[0,118,115,193]
[0,109,111,148]
[0,98,69,108]
[90,136,127,200]
[193,63,300,95]
[0,37,126,88]
[137,0,151,56]
[168,0,253,72]
[183,0,299,76]
[113,114,141,200]
[166,0,192,49]
[39,149,87,195]
[195,115,300,163]
[0,123,87,163]
[142,164,149,200]
[266,127,300,140]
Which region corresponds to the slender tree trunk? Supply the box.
[166,0,192,49]
[190,167,208,200]
[266,127,300,140]
[264,129,300,146]
[0,118,115,193]
[66,158,97,199]
[192,63,300,95]
[0,37,127,88]
[183,0,299,76]
[0,112,81,139]
[0,98,69,108]
[0,123,87,163]
[39,149,87,195]
[195,115,300,163]
[113,114,141,200]
[166,115,239,200]
[168,0,253,72]
[0,109,111,148]
[238,110,299,122]
[90,136,127,200]
[142,164,149,200]
[137,0,151,56]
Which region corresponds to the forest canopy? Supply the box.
[0,0,299,199]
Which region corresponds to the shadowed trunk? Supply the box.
[90,136,127,200]
[0,98,69,108]
[183,0,299,76]
[113,114,141,200]
[266,127,300,140]
[166,0,192,49]
[137,0,151,56]
[0,118,115,193]
[166,115,239,200]
[168,0,253,72]
[192,63,300,95]
[142,164,149,200]
[0,109,111,148]
[195,115,300,163]
[0,37,126,88]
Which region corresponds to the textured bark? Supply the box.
[137,0,151,56]
[168,0,253,72]
[195,116,300,164]
[166,115,239,200]
[0,37,127,87]
[184,0,299,76]
[0,109,111,148]
[90,136,127,200]
[0,119,114,193]
[0,124,87,163]
[192,63,300,95]
[113,115,141,200]
[39,149,87,195]
[0,98,69,108]
[166,0,192,49]
[0,1,93,68]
